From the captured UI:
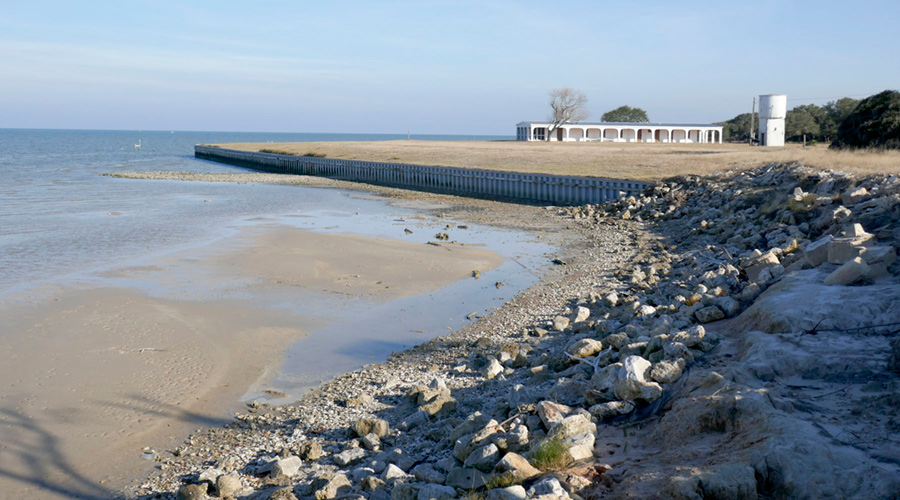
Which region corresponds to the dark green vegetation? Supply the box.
[601,105,649,123]
[717,97,861,143]
[717,112,757,142]
[261,148,327,157]
[786,97,859,143]
[529,438,571,471]
[830,90,900,150]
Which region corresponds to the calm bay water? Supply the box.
[0,128,549,402]
[0,129,511,297]
[0,128,551,498]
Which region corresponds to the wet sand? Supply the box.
[212,227,502,302]
[0,225,501,499]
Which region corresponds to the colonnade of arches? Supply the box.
[525,126,722,143]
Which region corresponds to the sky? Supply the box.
[1,1,898,135]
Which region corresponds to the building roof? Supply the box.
[518,121,722,128]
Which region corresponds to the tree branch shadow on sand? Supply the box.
[0,407,120,500]
[103,393,235,431]
[0,394,236,500]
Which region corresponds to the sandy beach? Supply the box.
[7,156,900,499]
[123,162,900,500]
[4,0,898,496]
[0,223,502,499]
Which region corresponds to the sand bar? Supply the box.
[0,224,501,499]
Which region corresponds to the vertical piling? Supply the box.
[194,146,649,205]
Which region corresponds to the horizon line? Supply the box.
[0,126,514,137]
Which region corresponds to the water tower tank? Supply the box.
[759,94,787,119]
[758,94,787,147]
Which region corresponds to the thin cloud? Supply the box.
[0,40,367,89]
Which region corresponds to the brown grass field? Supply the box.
[219,141,900,182]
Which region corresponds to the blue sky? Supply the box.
[1,1,897,134]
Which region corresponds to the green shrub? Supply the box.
[831,90,900,150]
[486,472,521,489]
[530,438,571,471]
[257,149,325,157]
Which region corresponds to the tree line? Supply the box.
[546,87,872,145]
[716,98,860,143]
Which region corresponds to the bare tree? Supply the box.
[548,87,589,137]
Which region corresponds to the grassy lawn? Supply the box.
[216,140,900,182]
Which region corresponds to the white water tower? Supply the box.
[758,94,787,146]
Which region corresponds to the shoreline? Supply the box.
[130,164,900,499]
[0,212,509,499]
[110,173,630,498]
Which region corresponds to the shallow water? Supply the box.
[0,128,549,402]
[0,129,509,298]
[245,207,552,402]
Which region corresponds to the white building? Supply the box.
[516,121,723,143]
[758,94,786,147]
